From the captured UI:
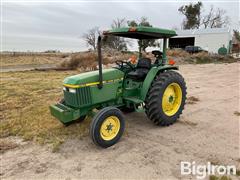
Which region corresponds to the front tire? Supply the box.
[90,107,125,148]
[145,71,186,126]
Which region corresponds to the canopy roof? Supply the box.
[103,26,177,39]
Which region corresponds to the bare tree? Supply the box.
[104,18,128,51]
[111,18,126,29]
[82,27,100,50]
[201,6,230,28]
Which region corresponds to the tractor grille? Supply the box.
[64,87,92,107]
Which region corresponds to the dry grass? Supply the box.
[0,139,18,153]
[1,53,69,67]
[167,49,190,57]
[167,49,238,64]
[209,175,232,180]
[186,96,200,104]
[60,51,133,70]
[233,111,240,116]
[236,169,240,176]
[60,52,99,70]
[0,70,90,151]
[184,52,237,64]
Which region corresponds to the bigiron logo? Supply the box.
[180,161,236,179]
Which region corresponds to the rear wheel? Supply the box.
[145,71,186,126]
[90,107,125,148]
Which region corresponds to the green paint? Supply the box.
[162,38,167,64]
[49,103,81,123]
[218,46,228,55]
[90,81,122,104]
[140,65,178,100]
[64,68,124,85]
[105,26,177,39]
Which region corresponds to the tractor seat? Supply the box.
[127,58,151,81]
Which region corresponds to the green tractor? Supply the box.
[50,26,187,148]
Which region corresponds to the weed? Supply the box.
[0,139,18,153]
[233,111,240,116]
[236,169,240,176]
[209,175,231,180]
[187,96,200,104]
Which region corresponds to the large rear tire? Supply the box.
[90,107,125,148]
[145,71,186,126]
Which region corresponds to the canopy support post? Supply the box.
[139,40,142,58]
[162,38,167,65]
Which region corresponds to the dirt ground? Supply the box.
[1,62,239,179]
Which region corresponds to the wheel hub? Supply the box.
[100,116,120,141]
[106,123,113,132]
[162,83,182,116]
[168,95,174,103]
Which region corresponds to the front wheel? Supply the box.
[145,71,187,126]
[90,107,125,148]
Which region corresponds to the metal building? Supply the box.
[169,28,232,54]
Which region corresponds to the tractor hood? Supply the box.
[63,68,124,85]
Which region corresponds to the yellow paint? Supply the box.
[63,78,123,89]
[63,84,81,88]
[85,82,100,86]
[100,116,120,141]
[162,83,182,116]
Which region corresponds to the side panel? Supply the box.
[90,80,122,104]
[140,65,178,101]
[122,78,142,98]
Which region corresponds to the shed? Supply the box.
[169,28,231,54]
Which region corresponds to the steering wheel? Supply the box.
[152,50,163,58]
[115,60,134,69]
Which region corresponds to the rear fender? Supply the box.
[140,65,178,101]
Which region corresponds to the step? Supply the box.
[123,97,143,104]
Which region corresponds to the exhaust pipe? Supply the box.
[97,36,103,89]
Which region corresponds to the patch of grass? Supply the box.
[60,51,133,70]
[209,175,218,180]
[1,53,67,66]
[209,175,232,180]
[187,96,200,104]
[233,111,240,116]
[0,70,90,150]
[179,120,198,126]
[0,139,18,153]
[60,52,102,70]
[184,52,237,64]
[236,169,240,176]
[167,49,189,57]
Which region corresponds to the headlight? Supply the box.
[63,87,66,91]
[69,88,76,93]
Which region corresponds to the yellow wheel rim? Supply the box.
[100,116,120,141]
[162,83,182,116]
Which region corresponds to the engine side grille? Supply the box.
[76,86,92,106]
[64,87,92,108]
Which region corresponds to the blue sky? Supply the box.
[1,0,239,52]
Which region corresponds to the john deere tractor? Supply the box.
[50,26,186,148]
